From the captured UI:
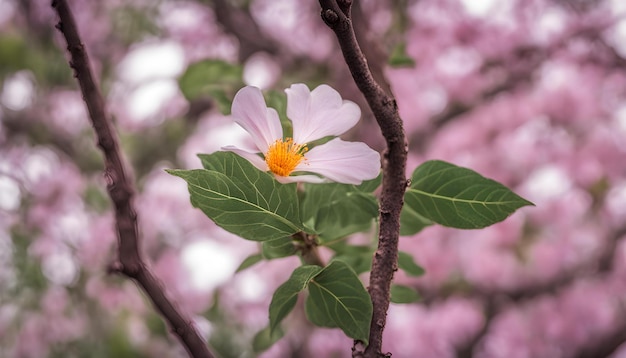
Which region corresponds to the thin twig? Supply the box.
[209,0,280,61]
[293,232,325,267]
[51,1,213,357]
[318,1,408,357]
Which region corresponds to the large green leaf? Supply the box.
[168,153,303,241]
[269,265,323,333]
[262,236,296,259]
[178,59,243,114]
[305,295,337,328]
[405,160,534,229]
[307,261,372,344]
[301,179,379,242]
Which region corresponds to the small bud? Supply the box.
[322,9,339,25]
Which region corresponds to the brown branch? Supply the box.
[51,1,213,357]
[293,232,325,267]
[318,1,408,357]
[209,0,281,62]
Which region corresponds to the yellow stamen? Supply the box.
[265,138,307,177]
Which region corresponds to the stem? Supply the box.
[51,1,213,357]
[318,1,408,357]
[293,231,325,267]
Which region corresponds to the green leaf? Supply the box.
[198,151,254,175]
[307,261,372,344]
[235,253,263,273]
[333,252,373,275]
[269,265,323,333]
[305,295,337,328]
[301,182,379,242]
[326,244,373,275]
[405,160,534,229]
[252,325,285,353]
[168,153,303,241]
[400,201,432,235]
[262,236,296,259]
[397,251,425,277]
[178,60,243,114]
[390,284,421,304]
[357,174,383,193]
[388,42,416,68]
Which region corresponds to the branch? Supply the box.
[51,1,213,357]
[293,232,325,267]
[208,0,281,61]
[318,1,408,357]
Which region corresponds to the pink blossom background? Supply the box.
[1,0,626,357]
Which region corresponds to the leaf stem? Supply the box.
[293,231,325,267]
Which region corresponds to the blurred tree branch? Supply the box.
[208,0,280,62]
[51,1,213,357]
[318,1,408,356]
[448,224,626,356]
[411,16,624,153]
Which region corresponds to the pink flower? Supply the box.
[222,84,381,184]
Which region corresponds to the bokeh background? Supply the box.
[1,0,626,357]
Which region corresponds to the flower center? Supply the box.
[265,138,307,177]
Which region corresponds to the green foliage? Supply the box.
[388,42,416,68]
[168,152,303,241]
[400,202,432,235]
[10,227,48,296]
[0,34,71,86]
[301,177,380,242]
[252,326,285,353]
[110,5,161,45]
[269,265,323,333]
[403,160,534,229]
[235,253,263,273]
[268,261,372,344]
[170,148,532,350]
[398,251,425,277]
[178,60,243,114]
[331,245,373,275]
[83,184,111,213]
[304,294,338,327]
[390,284,421,304]
[307,261,373,344]
[262,236,297,259]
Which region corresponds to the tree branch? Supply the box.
[318,1,408,357]
[208,0,281,62]
[51,1,213,357]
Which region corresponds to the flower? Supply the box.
[222,83,381,184]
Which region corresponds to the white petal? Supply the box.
[286,84,361,144]
[274,174,326,184]
[231,86,283,153]
[296,138,380,184]
[221,146,268,172]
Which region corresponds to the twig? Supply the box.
[51,1,213,357]
[209,0,280,61]
[318,1,408,357]
[293,232,325,267]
